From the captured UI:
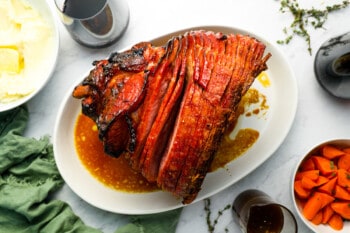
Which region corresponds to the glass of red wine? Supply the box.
[54,0,129,48]
[233,189,298,233]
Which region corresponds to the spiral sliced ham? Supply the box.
[72,30,271,204]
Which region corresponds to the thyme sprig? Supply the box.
[204,198,231,233]
[277,0,350,55]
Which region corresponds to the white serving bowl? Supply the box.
[0,0,59,112]
[292,139,350,233]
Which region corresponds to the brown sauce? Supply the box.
[247,204,284,233]
[233,190,284,233]
[74,76,270,192]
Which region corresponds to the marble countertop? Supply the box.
[24,0,350,232]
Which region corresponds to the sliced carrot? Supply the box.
[322,145,345,159]
[300,157,316,171]
[294,180,311,199]
[328,213,344,230]
[343,148,350,154]
[315,176,329,187]
[327,171,337,179]
[312,156,337,175]
[338,153,350,171]
[311,210,323,225]
[301,176,318,190]
[337,168,350,188]
[318,177,337,195]
[301,176,329,190]
[303,192,335,220]
[331,202,350,220]
[322,204,334,224]
[295,170,319,181]
[295,144,350,229]
[334,185,350,200]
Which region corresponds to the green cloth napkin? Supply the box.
[0,105,182,233]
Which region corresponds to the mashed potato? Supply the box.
[0,0,55,103]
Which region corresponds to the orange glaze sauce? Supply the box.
[257,71,271,88]
[210,86,269,171]
[74,73,270,191]
[74,114,159,192]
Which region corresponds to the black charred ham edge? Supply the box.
[72,30,271,204]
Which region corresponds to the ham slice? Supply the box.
[72,30,271,204]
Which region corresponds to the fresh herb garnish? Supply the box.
[204,198,231,233]
[330,160,335,170]
[346,173,350,180]
[277,0,350,55]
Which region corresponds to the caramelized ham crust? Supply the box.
[72,30,271,204]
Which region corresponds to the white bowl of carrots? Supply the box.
[292,139,350,232]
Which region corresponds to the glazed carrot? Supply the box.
[331,202,350,220]
[322,145,345,159]
[327,171,337,179]
[315,176,329,187]
[318,177,337,195]
[295,170,319,181]
[300,157,316,171]
[301,176,318,190]
[312,156,337,175]
[338,153,350,171]
[343,148,350,154]
[322,204,334,224]
[294,180,311,199]
[328,213,344,230]
[295,144,350,229]
[337,168,350,188]
[311,210,323,225]
[303,192,335,220]
[334,185,350,200]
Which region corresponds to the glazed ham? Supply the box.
[72,30,271,204]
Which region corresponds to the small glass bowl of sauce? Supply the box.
[233,189,298,233]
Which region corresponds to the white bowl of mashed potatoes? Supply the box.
[0,0,59,112]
